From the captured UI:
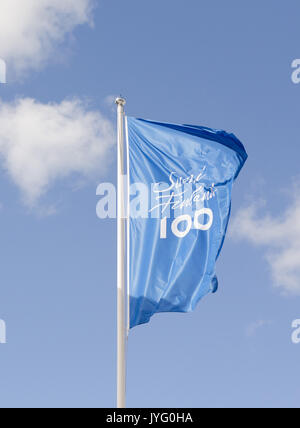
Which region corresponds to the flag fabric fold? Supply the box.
[127,117,247,328]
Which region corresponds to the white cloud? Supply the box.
[0,0,95,76]
[0,59,6,83]
[230,194,300,295]
[0,97,114,207]
[104,95,119,113]
[246,320,272,337]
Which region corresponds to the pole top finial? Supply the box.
[115,97,126,106]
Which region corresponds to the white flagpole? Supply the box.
[115,97,126,408]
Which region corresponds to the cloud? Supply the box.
[230,194,300,295]
[0,97,115,208]
[246,320,272,337]
[104,95,119,113]
[0,0,95,76]
[0,59,6,83]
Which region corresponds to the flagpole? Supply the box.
[116,97,126,408]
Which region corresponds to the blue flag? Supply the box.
[127,117,247,328]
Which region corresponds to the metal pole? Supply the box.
[116,97,126,408]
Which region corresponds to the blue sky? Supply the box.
[0,0,300,408]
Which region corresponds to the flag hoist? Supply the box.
[115,97,127,408]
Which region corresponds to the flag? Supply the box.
[126,117,247,328]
